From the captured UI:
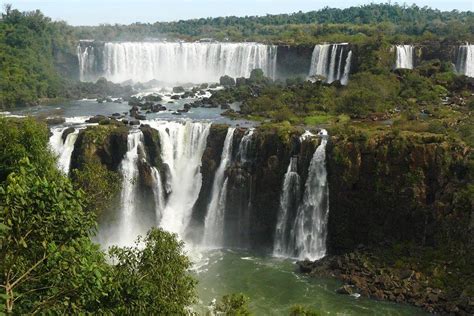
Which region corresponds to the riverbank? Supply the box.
[298,245,474,315]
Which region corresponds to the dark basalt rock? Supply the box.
[45,116,65,125]
[172,86,185,93]
[61,127,75,143]
[86,115,107,123]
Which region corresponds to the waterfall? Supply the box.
[145,121,210,239]
[117,130,144,246]
[49,127,80,174]
[293,129,329,260]
[395,45,414,69]
[308,44,352,84]
[77,42,278,84]
[340,51,352,85]
[151,167,165,225]
[273,157,301,257]
[237,128,255,162]
[273,129,329,260]
[202,127,236,248]
[456,43,474,78]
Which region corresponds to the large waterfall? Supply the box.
[146,121,211,239]
[395,45,414,69]
[273,157,301,257]
[456,43,474,77]
[202,128,236,248]
[273,130,329,260]
[77,42,278,84]
[308,44,352,85]
[49,127,80,174]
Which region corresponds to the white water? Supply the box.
[308,44,352,84]
[78,42,277,84]
[77,44,97,82]
[145,121,211,239]
[117,130,143,247]
[456,43,474,77]
[202,127,236,248]
[273,157,301,257]
[237,128,255,162]
[292,129,329,260]
[395,45,414,69]
[49,127,80,174]
[151,167,165,225]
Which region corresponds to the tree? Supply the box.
[71,161,121,215]
[211,293,252,315]
[105,228,197,314]
[0,159,109,314]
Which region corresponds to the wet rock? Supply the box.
[171,95,181,100]
[86,115,107,123]
[61,127,75,142]
[172,86,185,93]
[336,285,356,295]
[45,116,65,125]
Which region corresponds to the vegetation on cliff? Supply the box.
[0,118,197,313]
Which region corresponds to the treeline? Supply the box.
[0,6,77,108]
[75,4,474,43]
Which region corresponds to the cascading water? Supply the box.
[77,42,277,84]
[145,121,211,239]
[151,167,165,225]
[308,44,352,84]
[202,127,236,248]
[395,45,414,69]
[273,130,329,260]
[273,157,301,257]
[237,128,255,162]
[117,130,144,246]
[49,127,80,174]
[292,129,329,260]
[456,43,474,77]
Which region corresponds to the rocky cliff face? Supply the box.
[70,124,472,254]
[70,125,129,172]
[326,131,472,253]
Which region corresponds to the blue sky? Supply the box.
[3,0,473,26]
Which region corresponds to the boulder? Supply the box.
[172,86,185,93]
[61,127,76,143]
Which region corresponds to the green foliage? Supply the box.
[0,117,55,182]
[0,8,71,108]
[71,161,121,215]
[74,4,473,43]
[336,72,400,117]
[0,158,108,314]
[106,228,197,314]
[212,293,252,315]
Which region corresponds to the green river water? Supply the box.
[192,250,426,315]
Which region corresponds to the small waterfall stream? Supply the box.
[49,127,80,174]
[273,157,301,257]
[237,128,255,163]
[202,127,235,248]
[309,44,352,84]
[395,45,414,69]
[456,43,473,77]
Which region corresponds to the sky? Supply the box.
[2,0,473,26]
